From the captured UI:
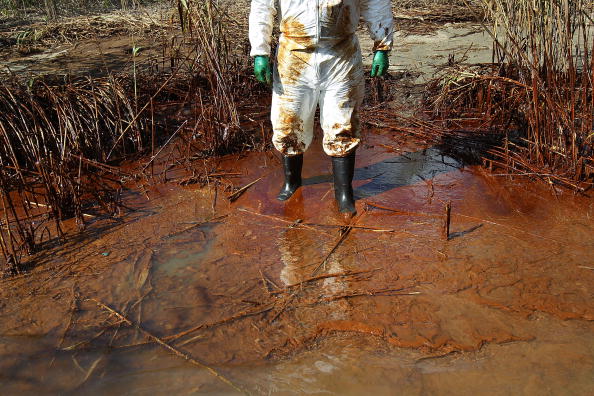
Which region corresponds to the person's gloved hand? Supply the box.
[371,50,389,77]
[254,55,272,84]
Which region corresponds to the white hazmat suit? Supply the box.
[249,0,394,157]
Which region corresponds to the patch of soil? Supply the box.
[0,4,171,56]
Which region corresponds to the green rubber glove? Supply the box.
[371,50,389,77]
[254,55,272,84]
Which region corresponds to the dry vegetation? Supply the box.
[426,0,594,191]
[0,0,265,274]
[0,2,170,56]
[0,0,156,17]
[394,0,481,20]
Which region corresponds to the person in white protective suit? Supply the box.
[249,0,394,214]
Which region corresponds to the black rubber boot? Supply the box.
[331,151,356,214]
[277,154,303,201]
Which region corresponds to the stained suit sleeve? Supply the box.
[249,0,277,57]
[360,0,394,51]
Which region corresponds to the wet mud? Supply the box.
[0,35,163,76]
[1,13,594,395]
[1,125,593,394]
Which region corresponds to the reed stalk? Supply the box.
[0,72,159,273]
[176,0,246,154]
[429,0,594,190]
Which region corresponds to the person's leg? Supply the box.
[330,150,357,213]
[319,37,364,213]
[276,154,304,201]
[271,39,318,201]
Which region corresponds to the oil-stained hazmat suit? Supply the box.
[249,0,394,214]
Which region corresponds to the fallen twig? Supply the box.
[69,154,130,177]
[452,212,563,243]
[88,298,246,394]
[365,202,441,218]
[259,269,280,291]
[25,201,95,218]
[164,303,275,343]
[310,211,365,276]
[237,208,329,234]
[228,177,262,202]
[315,288,421,304]
[78,356,104,386]
[286,269,380,289]
[443,201,452,240]
[165,214,228,239]
[302,222,395,233]
[141,120,188,173]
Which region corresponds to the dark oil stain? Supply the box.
[280,16,311,39]
[277,18,313,86]
[276,107,306,154]
[325,123,360,156]
[279,134,306,154]
[373,27,392,51]
[373,40,391,52]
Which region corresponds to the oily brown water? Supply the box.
[1,126,593,395]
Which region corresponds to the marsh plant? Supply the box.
[486,0,593,183]
[176,0,246,153]
[0,74,151,274]
[0,0,262,274]
[432,0,594,189]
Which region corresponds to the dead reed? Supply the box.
[0,73,153,273]
[0,1,170,58]
[427,0,594,191]
[0,0,266,274]
[395,0,483,22]
[0,0,158,18]
[176,0,250,154]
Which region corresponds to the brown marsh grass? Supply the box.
[428,0,594,191]
[0,0,264,274]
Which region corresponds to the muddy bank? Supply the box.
[0,34,165,76]
[2,21,489,77]
[1,126,593,394]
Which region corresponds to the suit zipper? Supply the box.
[316,0,320,43]
[315,0,321,81]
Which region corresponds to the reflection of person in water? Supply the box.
[277,225,355,321]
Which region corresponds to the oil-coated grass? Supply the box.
[0,73,154,274]
[427,0,594,190]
